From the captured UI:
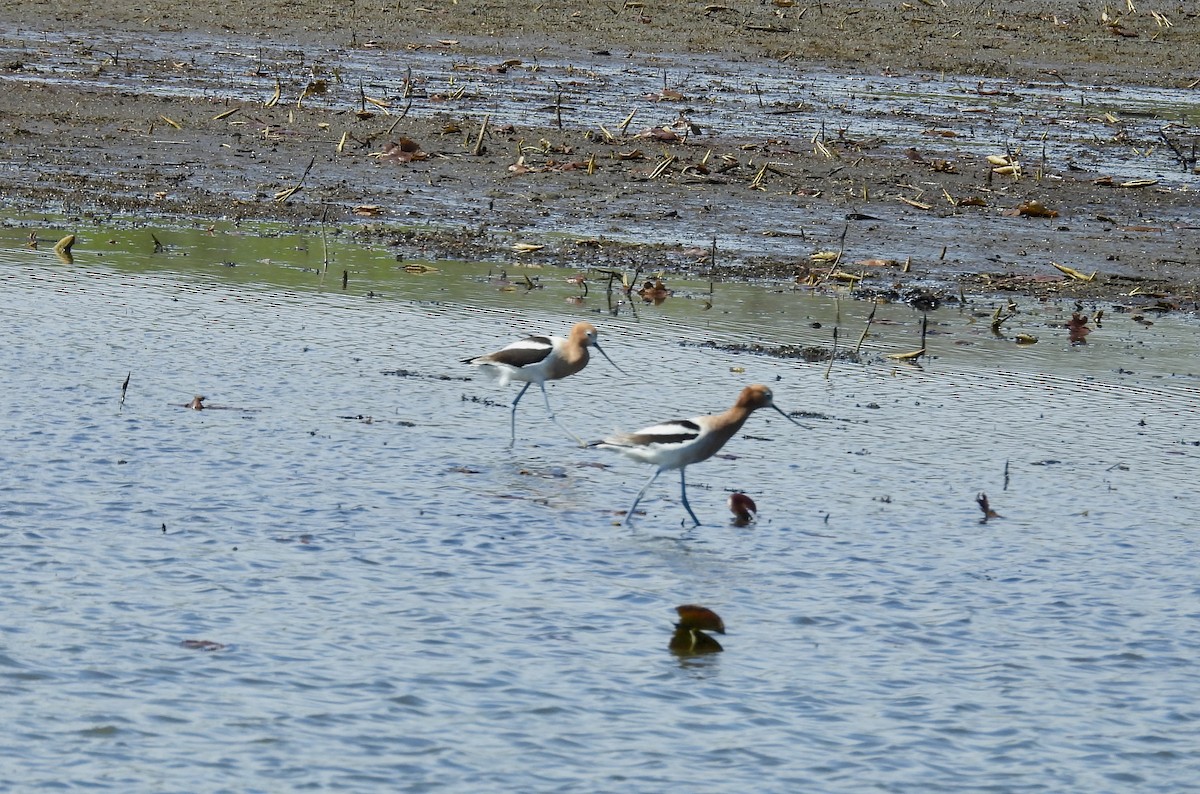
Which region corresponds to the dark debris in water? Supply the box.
[684,339,862,364]
[180,639,227,652]
[852,285,955,312]
[461,394,505,408]
[336,414,416,427]
[383,368,471,381]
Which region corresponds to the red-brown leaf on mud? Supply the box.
[1004,200,1059,218]
[380,138,428,163]
[635,126,682,142]
[645,88,686,102]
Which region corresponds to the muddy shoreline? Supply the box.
[2,1,1198,308]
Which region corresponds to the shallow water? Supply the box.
[1,223,1199,792]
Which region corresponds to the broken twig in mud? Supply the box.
[473,113,490,156]
[274,156,315,202]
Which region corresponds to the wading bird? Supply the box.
[595,384,801,525]
[465,321,624,445]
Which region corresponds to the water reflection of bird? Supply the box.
[669,604,725,655]
[465,321,626,446]
[595,385,802,526]
[728,492,757,526]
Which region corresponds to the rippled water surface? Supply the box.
[2,222,1199,792]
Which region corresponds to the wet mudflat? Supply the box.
[2,225,1198,791]
[1,11,1198,304]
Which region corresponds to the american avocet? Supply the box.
[668,604,725,655]
[464,321,625,445]
[595,384,801,526]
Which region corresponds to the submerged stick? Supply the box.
[824,326,838,380]
[854,302,878,354]
[320,205,330,275]
[820,218,851,285]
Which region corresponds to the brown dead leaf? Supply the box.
[1004,200,1059,218]
[380,138,428,163]
[635,127,682,142]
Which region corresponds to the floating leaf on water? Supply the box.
[976,492,1001,521]
[1014,333,1039,345]
[675,605,725,633]
[1066,312,1092,344]
[670,604,725,655]
[728,492,757,526]
[54,234,75,254]
[402,263,439,274]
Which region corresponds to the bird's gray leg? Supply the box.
[540,383,584,446]
[509,382,532,445]
[625,468,662,524]
[679,468,701,527]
